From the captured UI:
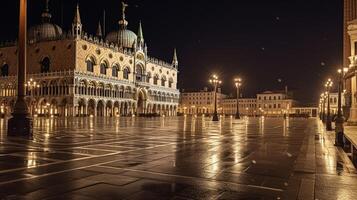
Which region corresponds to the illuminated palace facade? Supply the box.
[0,2,180,117]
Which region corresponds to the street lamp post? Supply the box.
[335,68,349,146]
[234,78,242,119]
[209,74,221,121]
[325,79,333,131]
[7,0,33,136]
[322,92,327,123]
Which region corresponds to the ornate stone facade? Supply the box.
[0,2,179,117]
[347,19,357,124]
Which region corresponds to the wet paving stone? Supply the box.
[0,117,357,199]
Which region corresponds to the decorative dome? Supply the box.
[28,0,63,42]
[106,2,139,49]
[105,28,137,49]
[28,23,63,42]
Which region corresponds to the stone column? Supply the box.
[94,103,97,117]
[7,0,33,136]
[85,104,88,116]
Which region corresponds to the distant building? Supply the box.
[327,92,346,115]
[180,88,318,118]
[178,87,227,115]
[222,98,257,116]
[256,91,295,117]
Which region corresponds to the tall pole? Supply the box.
[322,94,326,123]
[320,101,323,119]
[326,79,333,131]
[235,85,240,119]
[234,78,241,119]
[213,84,218,120]
[7,0,33,136]
[335,68,348,146]
[210,74,221,121]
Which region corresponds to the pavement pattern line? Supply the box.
[0,142,176,177]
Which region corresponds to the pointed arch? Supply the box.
[99,59,109,75]
[161,75,167,87]
[112,63,120,77]
[85,55,97,72]
[135,64,144,82]
[123,66,130,80]
[153,74,159,85]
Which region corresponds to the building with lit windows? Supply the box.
[0,2,179,117]
[178,87,227,115]
[179,88,318,118]
[325,92,346,115]
[222,98,257,116]
[256,91,295,117]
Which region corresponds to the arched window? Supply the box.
[146,72,151,83]
[135,65,143,82]
[153,75,159,85]
[1,64,9,77]
[100,63,107,75]
[86,58,94,72]
[169,78,173,88]
[123,68,130,80]
[40,57,50,73]
[161,76,166,87]
[112,66,119,77]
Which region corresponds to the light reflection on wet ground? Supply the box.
[0,116,356,199]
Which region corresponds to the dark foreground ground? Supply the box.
[0,117,356,200]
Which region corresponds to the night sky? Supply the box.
[0,0,343,104]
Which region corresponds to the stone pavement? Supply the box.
[0,117,356,200]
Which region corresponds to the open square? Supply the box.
[0,117,356,199]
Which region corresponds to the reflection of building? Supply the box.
[291,107,318,117]
[0,2,179,117]
[178,87,226,115]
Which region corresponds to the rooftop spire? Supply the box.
[172,48,178,68]
[41,0,52,23]
[119,1,129,28]
[73,3,82,25]
[72,3,82,39]
[96,21,103,38]
[137,21,144,44]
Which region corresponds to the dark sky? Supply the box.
[0,0,343,104]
